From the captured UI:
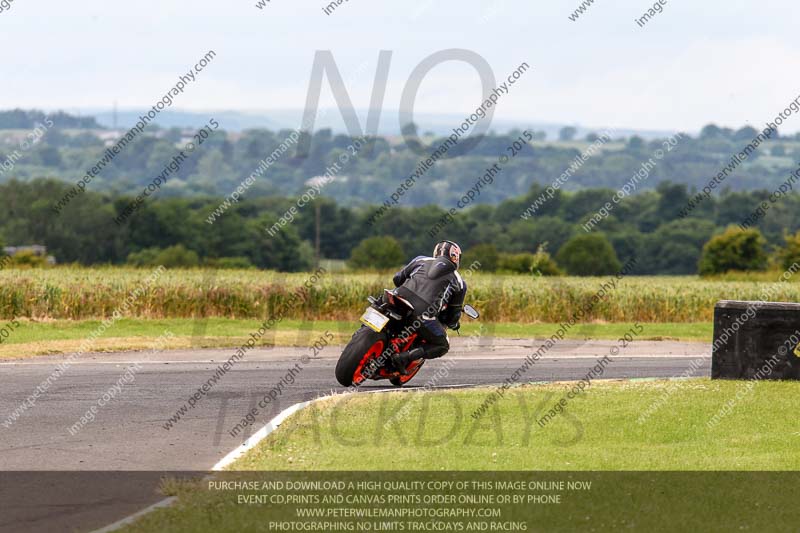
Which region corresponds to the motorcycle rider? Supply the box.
[390,240,467,374]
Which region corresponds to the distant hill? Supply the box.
[1,109,794,211]
[0,109,100,130]
[87,109,285,133]
[82,107,678,140]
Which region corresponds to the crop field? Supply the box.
[1,267,798,323]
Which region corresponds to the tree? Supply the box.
[504,217,574,255]
[655,182,690,222]
[401,122,424,153]
[715,191,767,227]
[126,247,160,266]
[530,244,562,276]
[295,199,360,260]
[7,250,47,268]
[608,230,645,271]
[249,219,314,272]
[205,256,255,269]
[698,227,767,275]
[348,236,405,270]
[499,244,561,275]
[700,124,724,139]
[498,253,535,274]
[734,126,758,141]
[33,145,62,167]
[558,126,577,142]
[192,150,233,189]
[777,231,800,272]
[637,219,715,274]
[627,136,645,150]
[463,243,499,272]
[155,245,200,268]
[128,245,200,268]
[556,234,621,276]
[562,190,615,223]
[401,122,419,137]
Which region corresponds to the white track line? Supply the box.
[90,496,177,533]
[211,383,478,472]
[211,398,320,471]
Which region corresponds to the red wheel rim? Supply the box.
[352,339,385,385]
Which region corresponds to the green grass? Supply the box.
[231,379,800,471]
[5,318,333,345]
[119,380,800,533]
[0,319,711,358]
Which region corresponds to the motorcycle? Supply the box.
[335,288,480,387]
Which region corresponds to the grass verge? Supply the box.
[0,319,711,359]
[119,379,800,533]
[231,379,799,471]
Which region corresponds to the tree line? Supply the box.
[2,178,800,275]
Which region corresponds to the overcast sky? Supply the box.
[2,0,798,133]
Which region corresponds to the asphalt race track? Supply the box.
[0,338,709,532]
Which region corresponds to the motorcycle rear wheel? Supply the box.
[335,326,386,387]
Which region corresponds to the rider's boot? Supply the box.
[391,347,425,375]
